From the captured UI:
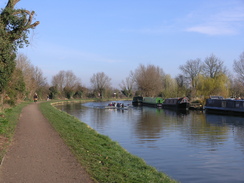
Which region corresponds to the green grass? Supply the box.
[0,102,31,161]
[39,101,178,183]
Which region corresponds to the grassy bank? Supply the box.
[39,101,177,183]
[0,102,30,161]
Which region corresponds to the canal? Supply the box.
[55,101,244,183]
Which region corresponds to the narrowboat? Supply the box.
[132,96,143,106]
[142,97,164,108]
[162,97,190,110]
[204,96,244,115]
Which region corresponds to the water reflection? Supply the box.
[55,101,244,183]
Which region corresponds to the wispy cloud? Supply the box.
[186,24,237,36]
[185,2,244,35]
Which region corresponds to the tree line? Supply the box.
[6,51,243,104]
[120,53,244,102]
[1,0,244,109]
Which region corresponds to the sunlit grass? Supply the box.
[39,101,177,183]
[0,102,30,161]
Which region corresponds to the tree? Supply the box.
[120,71,135,97]
[203,54,227,78]
[33,66,48,99]
[51,70,81,99]
[229,78,244,98]
[4,67,25,105]
[133,64,164,97]
[197,73,230,98]
[0,0,39,93]
[233,51,244,85]
[52,70,65,96]
[179,58,203,89]
[90,72,111,98]
[160,74,177,98]
[15,54,47,99]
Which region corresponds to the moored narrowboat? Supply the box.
[142,97,164,108]
[204,96,244,115]
[132,96,143,106]
[162,97,190,110]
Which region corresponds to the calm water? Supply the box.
[55,101,244,183]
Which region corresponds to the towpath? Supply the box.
[0,102,94,183]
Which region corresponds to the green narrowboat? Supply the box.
[142,97,164,108]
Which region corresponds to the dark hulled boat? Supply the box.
[132,96,143,106]
[162,97,190,110]
[204,97,244,115]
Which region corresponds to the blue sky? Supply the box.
[3,0,244,87]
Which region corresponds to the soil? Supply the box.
[0,102,94,183]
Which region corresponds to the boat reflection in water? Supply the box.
[205,113,244,127]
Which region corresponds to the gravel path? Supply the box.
[0,103,94,183]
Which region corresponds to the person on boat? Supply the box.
[108,102,113,106]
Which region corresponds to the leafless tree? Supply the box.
[15,54,37,99]
[52,70,81,98]
[229,78,244,98]
[233,51,244,85]
[179,58,203,89]
[33,67,47,88]
[133,64,164,97]
[52,70,65,93]
[15,54,48,99]
[90,72,111,98]
[119,71,135,97]
[175,74,188,97]
[203,54,227,78]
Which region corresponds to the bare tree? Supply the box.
[15,54,37,99]
[52,70,65,94]
[203,54,227,78]
[52,70,81,98]
[119,71,135,97]
[133,64,164,97]
[33,67,47,88]
[175,74,188,97]
[15,54,48,99]
[90,72,111,98]
[33,66,48,99]
[179,58,203,89]
[233,51,244,85]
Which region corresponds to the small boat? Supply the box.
[142,97,164,108]
[105,106,129,110]
[204,96,244,115]
[105,102,129,110]
[162,97,190,110]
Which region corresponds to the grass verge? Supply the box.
[39,101,177,183]
[0,102,30,162]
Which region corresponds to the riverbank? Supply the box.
[0,102,94,182]
[39,101,177,182]
[0,101,30,162]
